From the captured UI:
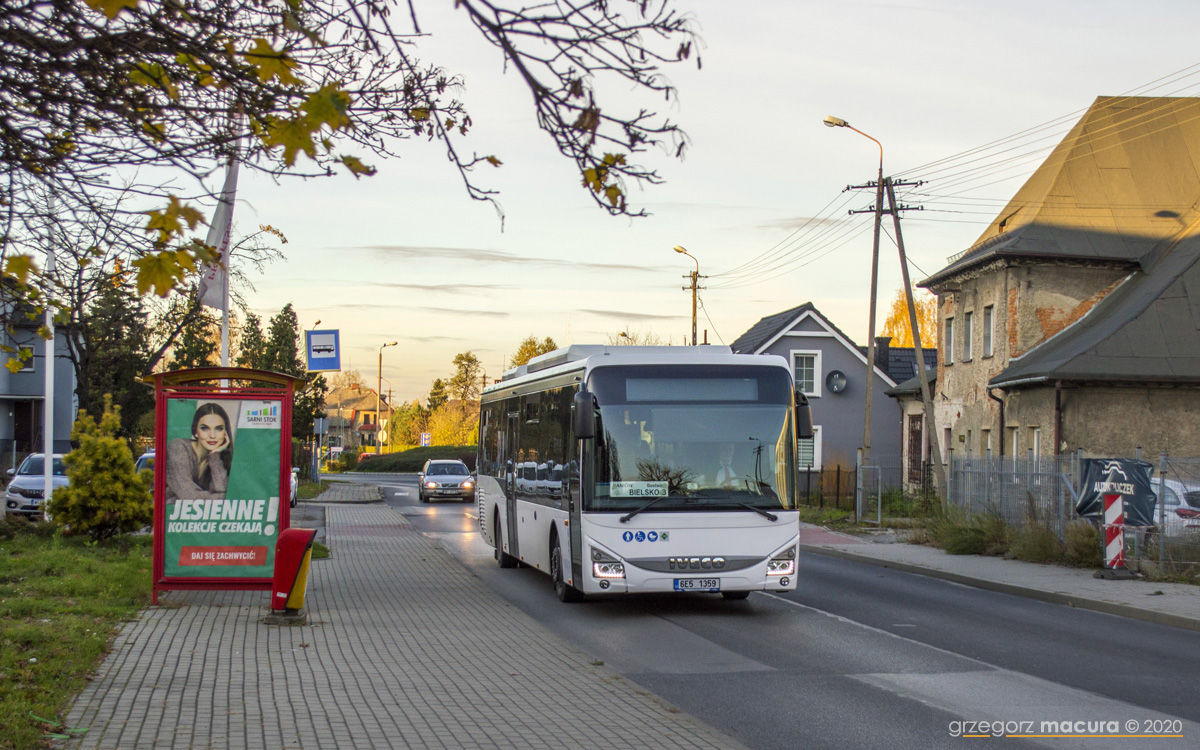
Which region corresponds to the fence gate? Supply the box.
[859,465,882,524]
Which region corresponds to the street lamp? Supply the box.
[376,341,397,455]
[825,115,884,465]
[673,245,700,346]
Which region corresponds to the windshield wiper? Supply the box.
[619,496,667,523]
[733,502,778,522]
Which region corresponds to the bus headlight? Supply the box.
[766,546,796,576]
[591,547,625,579]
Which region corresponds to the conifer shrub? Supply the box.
[47,395,152,541]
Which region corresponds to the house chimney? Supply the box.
[874,336,891,371]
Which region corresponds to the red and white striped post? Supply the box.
[1103,493,1125,570]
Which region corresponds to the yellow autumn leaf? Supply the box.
[129,63,180,100]
[263,117,317,166]
[4,254,38,284]
[604,184,623,207]
[143,196,207,244]
[484,156,502,167]
[86,0,139,20]
[410,108,430,122]
[132,251,189,297]
[242,38,301,85]
[302,85,353,131]
[5,358,23,374]
[339,155,376,178]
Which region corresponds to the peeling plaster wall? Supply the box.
[933,259,1127,456]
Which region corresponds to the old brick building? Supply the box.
[920,96,1200,460]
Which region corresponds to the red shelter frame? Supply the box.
[145,367,308,604]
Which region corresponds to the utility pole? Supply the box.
[673,245,704,345]
[845,176,888,464]
[848,175,939,489]
[376,341,397,455]
[884,178,947,497]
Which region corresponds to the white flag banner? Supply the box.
[197,157,240,311]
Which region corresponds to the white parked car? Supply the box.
[4,453,69,519]
[290,467,300,508]
[1153,478,1200,536]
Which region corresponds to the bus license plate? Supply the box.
[674,578,720,592]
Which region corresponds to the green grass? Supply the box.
[297,480,330,500]
[352,445,476,473]
[311,541,330,560]
[0,518,152,750]
[796,506,855,528]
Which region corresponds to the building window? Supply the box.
[1010,428,1020,457]
[944,317,955,365]
[982,305,994,358]
[962,311,973,361]
[797,425,822,470]
[791,350,821,397]
[17,346,35,372]
[943,427,952,459]
[982,429,992,455]
[1031,427,1042,459]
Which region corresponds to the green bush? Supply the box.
[926,506,994,555]
[353,445,477,473]
[46,395,151,541]
[1064,520,1103,568]
[939,525,988,555]
[1010,524,1064,564]
[337,447,360,471]
[975,512,1011,556]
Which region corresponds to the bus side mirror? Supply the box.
[573,389,596,440]
[795,390,814,440]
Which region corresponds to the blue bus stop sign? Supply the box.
[306,330,341,372]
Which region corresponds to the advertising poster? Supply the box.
[162,398,284,578]
[1075,458,1158,527]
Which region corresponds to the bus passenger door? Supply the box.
[504,412,520,560]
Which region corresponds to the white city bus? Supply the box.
[477,345,812,602]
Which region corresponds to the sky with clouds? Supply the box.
[229,0,1200,403]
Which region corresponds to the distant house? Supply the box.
[0,291,77,468]
[732,302,932,471]
[920,96,1200,459]
[326,385,389,450]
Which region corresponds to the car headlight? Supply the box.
[462,480,474,489]
[425,481,438,489]
[590,547,625,579]
[767,546,796,576]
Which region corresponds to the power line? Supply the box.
[697,296,725,345]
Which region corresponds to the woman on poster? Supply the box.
[166,402,234,501]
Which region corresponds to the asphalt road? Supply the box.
[350,473,1200,750]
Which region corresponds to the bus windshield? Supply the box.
[588,365,794,513]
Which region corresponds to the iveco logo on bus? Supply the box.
[668,557,726,570]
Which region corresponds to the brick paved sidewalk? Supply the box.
[302,479,382,503]
[65,505,741,750]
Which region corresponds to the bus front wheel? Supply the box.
[722,591,751,601]
[495,515,518,568]
[551,533,584,603]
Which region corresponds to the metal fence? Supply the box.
[797,458,938,520]
[948,451,1200,567]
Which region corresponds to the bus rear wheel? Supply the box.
[495,516,518,568]
[551,534,584,603]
